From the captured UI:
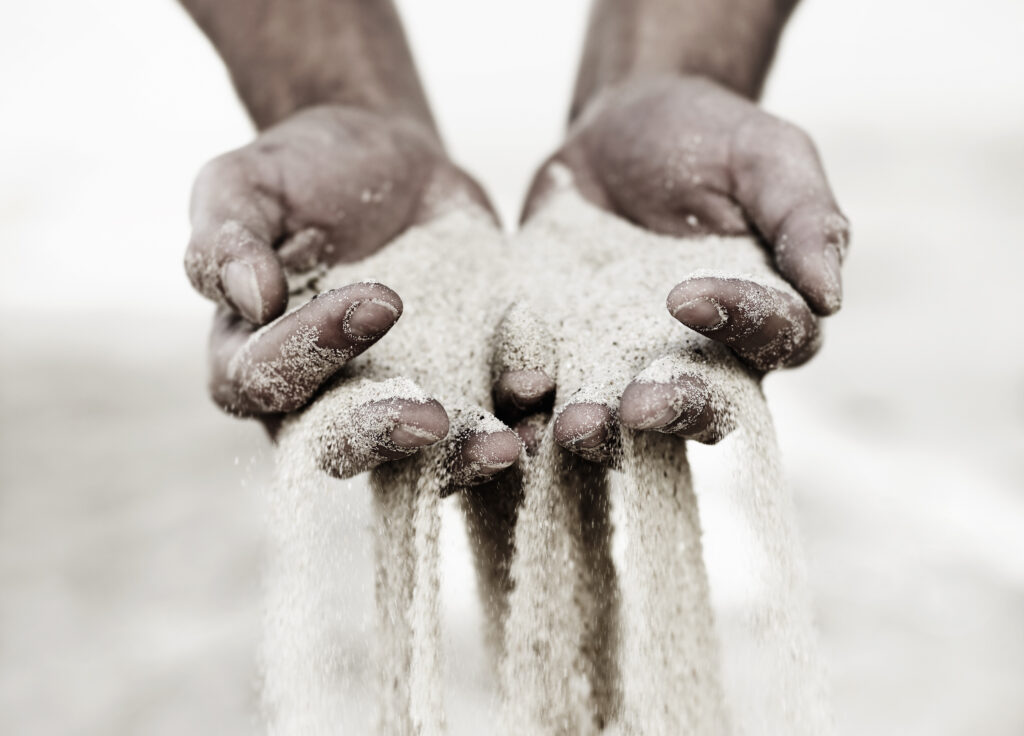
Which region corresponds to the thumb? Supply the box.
[184,154,288,325]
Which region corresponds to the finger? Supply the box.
[315,387,450,480]
[553,402,619,464]
[513,414,549,456]
[446,409,523,490]
[619,373,732,445]
[667,277,820,372]
[328,397,450,477]
[491,302,557,421]
[184,154,288,324]
[731,118,850,315]
[386,399,452,452]
[494,370,557,415]
[213,282,403,415]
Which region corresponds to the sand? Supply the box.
[617,430,729,735]
[265,182,833,734]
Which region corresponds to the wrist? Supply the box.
[570,0,796,120]
[182,0,437,133]
[230,57,439,136]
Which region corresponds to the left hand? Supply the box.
[518,74,850,456]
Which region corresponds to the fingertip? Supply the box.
[221,258,287,325]
[619,382,677,430]
[460,428,522,477]
[494,369,556,416]
[775,209,849,317]
[620,374,711,432]
[667,279,729,332]
[202,220,287,324]
[389,399,449,449]
[344,299,401,340]
[776,248,842,317]
[670,296,728,332]
[302,282,404,352]
[553,402,613,451]
[356,281,404,315]
[230,285,405,415]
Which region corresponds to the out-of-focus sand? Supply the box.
[1,0,1022,734]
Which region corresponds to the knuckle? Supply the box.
[777,119,813,146]
[194,151,241,190]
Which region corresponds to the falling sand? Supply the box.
[260,181,834,734]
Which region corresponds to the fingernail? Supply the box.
[505,370,556,409]
[569,424,606,449]
[633,403,681,430]
[221,261,264,323]
[673,297,727,330]
[391,422,445,449]
[820,247,843,314]
[345,299,399,339]
[469,453,518,476]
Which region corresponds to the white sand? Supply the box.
[265,185,834,734]
[618,430,729,735]
[370,454,444,736]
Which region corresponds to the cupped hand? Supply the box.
[518,76,849,457]
[505,185,820,465]
[278,207,523,489]
[185,104,491,325]
[187,105,505,480]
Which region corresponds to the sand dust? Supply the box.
[265,183,833,734]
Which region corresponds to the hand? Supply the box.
[279,208,523,488]
[185,105,490,325]
[521,75,849,454]
[186,106,506,480]
[503,187,807,463]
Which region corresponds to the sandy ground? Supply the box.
[1,0,1023,733]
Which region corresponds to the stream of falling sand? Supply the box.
[710,380,836,736]
[371,453,445,736]
[617,429,730,735]
[498,429,620,735]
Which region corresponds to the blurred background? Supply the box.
[1,0,1022,733]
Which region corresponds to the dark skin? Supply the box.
[182,0,519,479]
[182,0,848,469]
[496,0,850,459]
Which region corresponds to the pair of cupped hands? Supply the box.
[185,75,848,486]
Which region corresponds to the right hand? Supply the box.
[186,106,518,481]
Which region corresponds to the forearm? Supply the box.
[571,0,799,118]
[180,0,437,134]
